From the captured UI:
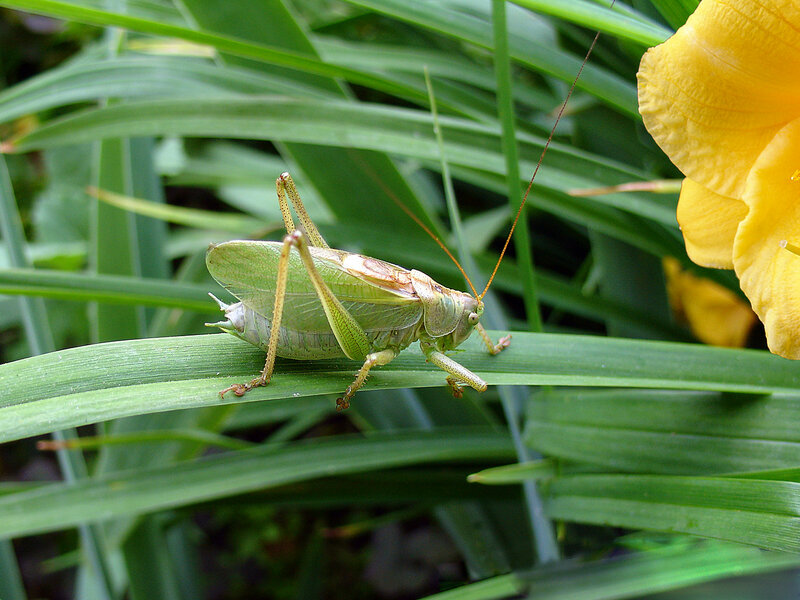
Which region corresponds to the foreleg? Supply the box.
[475,323,511,355]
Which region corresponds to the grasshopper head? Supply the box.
[410,270,483,351]
[438,292,482,351]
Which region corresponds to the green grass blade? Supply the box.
[421,540,800,600]
[92,136,145,341]
[1,332,799,444]
[0,538,26,600]
[545,474,800,553]
[317,39,556,112]
[511,0,672,46]
[0,0,429,104]
[91,186,266,232]
[419,574,522,600]
[0,56,334,125]
[588,233,671,339]
[342,0,638,116]
[4,98,670,227]
[0,268,214,310]
[42,428,251,452]
[520,538,800,600]
[123,518,185,600]
[492,0,540,331]
[0,431,514,538]
[649,0,698,29]
[525,389,800,475]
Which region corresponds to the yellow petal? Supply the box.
[638,0,800,199]
[677,178,747,269]
[733,117,800,358]
[664,257,756,348]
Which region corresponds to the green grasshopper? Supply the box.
[206,173,510,410]
[206,16,604,410]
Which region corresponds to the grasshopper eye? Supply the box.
[468,312,480,325]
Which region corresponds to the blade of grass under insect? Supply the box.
[0,431,515,538]
[545,474,800,553]
[0,154,115,599]
[524,389,800,476]
[511,0,671,47]
[342,0,638,116]
[2,331,800,444]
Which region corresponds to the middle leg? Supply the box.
[336,348,397,411]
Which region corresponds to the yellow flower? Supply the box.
[638,0,800,358]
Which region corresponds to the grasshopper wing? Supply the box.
[206,240,423,334]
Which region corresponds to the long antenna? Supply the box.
[480,24,609,300]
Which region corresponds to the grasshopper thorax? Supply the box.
[409,270,482,351]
